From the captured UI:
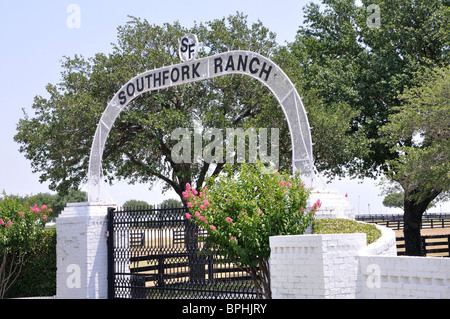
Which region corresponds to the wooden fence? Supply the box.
[396,235,450,257]
[356,214,450,230]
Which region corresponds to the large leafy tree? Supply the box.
[15,13,289,201]
[273,47,370,178]
[16,12,364,205]
[290,0,449,255]
[380,66,449,255]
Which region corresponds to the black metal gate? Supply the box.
[107,205,257,299]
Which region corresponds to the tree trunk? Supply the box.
[185,220,205,283]
[403,202,423,256]
[0,249,27,299]
[247,259,271,299]
[403,189,439,256]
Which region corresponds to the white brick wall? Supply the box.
[269,224,450,299]
[321,234,365,298]
[54,200,449,299]
[359,255,450,299]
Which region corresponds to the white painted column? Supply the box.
[56,202,116,299]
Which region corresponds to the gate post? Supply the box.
[107,207,115,299]
[56,202,116,299]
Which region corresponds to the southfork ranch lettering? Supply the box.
[117,52,273,106]
[88,49,314,203]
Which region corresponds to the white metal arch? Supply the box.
[87,50,314,202]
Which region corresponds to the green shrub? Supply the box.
[4,228,56,298]
[184,162,320,299]
[312,218,382,245]
[0,192,51,298]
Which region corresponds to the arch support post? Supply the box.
[56,202,116,299]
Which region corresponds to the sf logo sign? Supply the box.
[179,34,199,62]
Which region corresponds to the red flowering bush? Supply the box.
[0,192,49,298]
[183,162,321,298]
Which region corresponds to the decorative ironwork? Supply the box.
[88,49,314,203]
[107,205,258,299]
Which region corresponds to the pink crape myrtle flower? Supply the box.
[30,204,40,213]
[311,199,322,211]
[18,211,25,218]
[0,218,4,226]
[5,220,11,228]
[315,199,322,208]
[225,217,233,223]
[209,225,216,230]
[185,213,192,220]
[194,212,201,218]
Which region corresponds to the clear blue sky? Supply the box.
[0,1,447,214]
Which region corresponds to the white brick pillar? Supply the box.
[56,202,116,299]
[269,233,366,298]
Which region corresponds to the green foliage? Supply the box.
[4,228,56,298]
[185,162,317,264]
[159,198,183,208]
[312,218,382,245]
[382,192,404,209]
[122,199,152,209]
[0,192,50,298]
[24,189,87,220]
[270,44,372,176]
[0,192,49,251]
[290,0,449,177]
[183,162,320,298]
[381,65,450,205]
